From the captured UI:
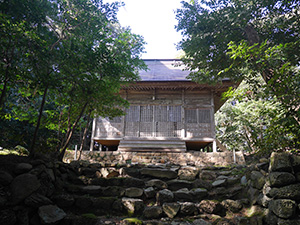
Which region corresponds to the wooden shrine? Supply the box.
[90,59,235,152]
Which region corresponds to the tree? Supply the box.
[176,0,300,150]
[0,0,146,158]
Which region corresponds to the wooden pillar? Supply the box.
[90,118,96,151]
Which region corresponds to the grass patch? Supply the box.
[122,218,142,225]
[81,213,97,219]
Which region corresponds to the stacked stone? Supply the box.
[251,152,300,224]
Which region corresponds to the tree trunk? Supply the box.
[78,111,92,160]
[29,85,48,156]
[58,102,88,161]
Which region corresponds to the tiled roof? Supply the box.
[139,59,191,81]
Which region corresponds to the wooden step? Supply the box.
[118,140,187,152]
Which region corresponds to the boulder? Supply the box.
[212,179,226,188]
[221,199,243,213]
[192,188,208,200]
[140,168,177,179]
[52,193,75,208]
[144,187,156,198]
[162,202,180,218]
[156,189,174,205]
[146,179,168,189]
[192,219,211,225]
[199,170,217,181]
[178,166,199,181]
[125,187,143,197]
[257,193,271,207]
[121,197,144,216]
[179,202,197,216]
[278,219,300,225]
[143,206,163,219]
[75,196,93,208]
[267,172,296,187]
[291,154,300,172]
[24,193,53,207]
[267,184,300,200]
[197,200,223,214]
[192,179,212,190]
[15,163,33,174]
[174,188,194,202]
[250,171,265,189]
[0,171,13,186]
[269,199,296,219]
[167,179,192,191]
[269,152,292,172]
[10,173,40,205]
[81,185,102,195]
[102,186,125,197]
[38,205,66,224]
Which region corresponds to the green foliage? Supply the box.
[0,0,146,156]
[176,0,300,151]
[216,75,298,153]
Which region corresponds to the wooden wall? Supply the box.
[92,88,215,141]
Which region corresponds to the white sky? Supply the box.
[103,0,184,59]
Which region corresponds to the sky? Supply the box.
[103,0,184,59]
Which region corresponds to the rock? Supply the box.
[192,219,211,225]
[174,188,194,202]
[24,193,53,207]
[75,196,93,208]
[146,179,168,189]
[278,219,300,225]
[15,163,33,174]
[268,184,300,200]
[0,196,7,207]
[81,185,103,195]
[192,179,212,190]
[178,166,199,181]
[269,199,296,219]
[92,197,116,211]
[162,202,180,218]
[250,171,265,189]
[197,200,222,214]
[0,209,17,225]
[240,175,247,185]
[156,189,174,205]
[192,188,208,200]
[121,197,144,216]
[269,152,292,172]
[140,168,177,179]
[38,205,66,224]
[143,206,163,219]
[267,172,296,187]
[10,173,40,205]
[45,168,55,182]
[123,177,145,187]
[221,199,243,213]
[0,171,13,186]
[144,187,156,198]
[167,179,192,191]
[125,187,143,197]
[179,202,197,216]
[257,193,271,207]
[291,154,300,172]
[102,186,125,197]
[248,186,261,205]
[212,179,226,187]
[52,193,75,208]
[199,170,217,181]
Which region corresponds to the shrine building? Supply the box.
[90,59,235,152]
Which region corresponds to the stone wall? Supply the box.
[0,152,299,224]
[64,150,245,166]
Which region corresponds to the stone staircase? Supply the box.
[118,139,187,152]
